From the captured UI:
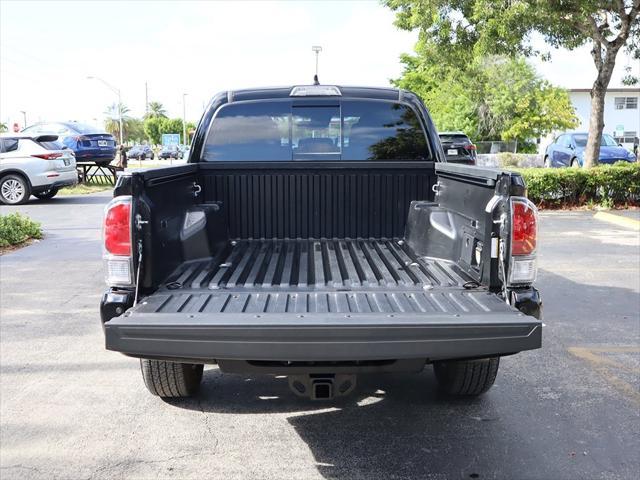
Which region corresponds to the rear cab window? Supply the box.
[203,99,430,161]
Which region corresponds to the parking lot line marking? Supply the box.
[568,346,640,407]
[593,212,640,231]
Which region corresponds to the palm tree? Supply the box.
[104,102,131,141]
[146,101,167,119]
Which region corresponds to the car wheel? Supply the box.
[571,158,580,168]
[0,174,31,205]
[544,156,551,168]
[34,187,59,200]
[140,359,203,398]
[433,357,500,396]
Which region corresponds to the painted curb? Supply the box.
[593,211,640,231]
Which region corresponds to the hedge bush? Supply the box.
[0,213,43,248]
[518,162,640,208]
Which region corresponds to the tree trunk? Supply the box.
[584,47,619,168]
[584,85,606,168]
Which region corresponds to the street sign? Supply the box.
[161,133,180,146]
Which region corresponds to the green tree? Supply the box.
[0,122,7,132]
[386,0,640,167]
[126,118,146,143]
[394,53,577,145]
[104,102,131,142]
[146,101,167,119]
[143,117,163,145]
[160,118,184,137]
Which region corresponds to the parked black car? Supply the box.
[159,145,183,159]
[438,131,477,164]
[101,85,542,401]
[127,145,154,160]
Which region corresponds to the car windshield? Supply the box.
[66,122,101,134]
[203,99,429,161]
[573,134,618,147]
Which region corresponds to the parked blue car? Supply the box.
[544,132,636,168]
[22,122,116,166]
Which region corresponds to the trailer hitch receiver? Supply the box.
[288,374,357,400]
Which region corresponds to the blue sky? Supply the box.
[1,0,637,129]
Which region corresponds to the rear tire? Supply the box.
[544,156,551,168]
[34,187,59,200]
[140,359,203,398]
[570,158,580,168]
[434,357,500,396]
[0,174,30,205]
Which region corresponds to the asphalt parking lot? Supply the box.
[1,194,639,480]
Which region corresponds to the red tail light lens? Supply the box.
[32,153,63,160]
[511,199,537,255]
[466,144,477,150]
[104,198,131,256]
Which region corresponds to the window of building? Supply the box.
[614,97,638,109]
[613,131,638,144]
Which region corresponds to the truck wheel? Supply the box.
[140,359,203,397]
[433,357,499,396]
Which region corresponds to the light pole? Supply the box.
[19,111,27,128]
[182,93,188,146]
[312,46,322,83]
[87,76,123,145]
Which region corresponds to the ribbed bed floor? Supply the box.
[126,239,510,316]
[163,238,470,291]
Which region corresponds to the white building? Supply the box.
[539,87,639,155]
[568,87,639,147]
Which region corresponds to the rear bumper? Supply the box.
[31,170,78,191]
[74,149,116,161]
[104,310,542,363]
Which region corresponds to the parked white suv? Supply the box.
[0,134,77,205]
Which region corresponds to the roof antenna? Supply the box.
[312,46,322,85]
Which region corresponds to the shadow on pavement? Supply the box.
[163,269,639,479]
[25,194,111,206]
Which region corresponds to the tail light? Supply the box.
[466,144,477,151]
[103,196,133,285]
[32,152,63,160]
[508,197,538,285]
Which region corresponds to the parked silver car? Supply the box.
[0,134,77,204]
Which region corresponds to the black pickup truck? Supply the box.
[100,85,542,400]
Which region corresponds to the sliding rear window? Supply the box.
[202,99,429,161]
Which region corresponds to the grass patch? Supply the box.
[59,183,112,195]
[0,213,43,252]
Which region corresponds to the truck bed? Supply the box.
[104,164,542,364]
[134,238,498,316]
